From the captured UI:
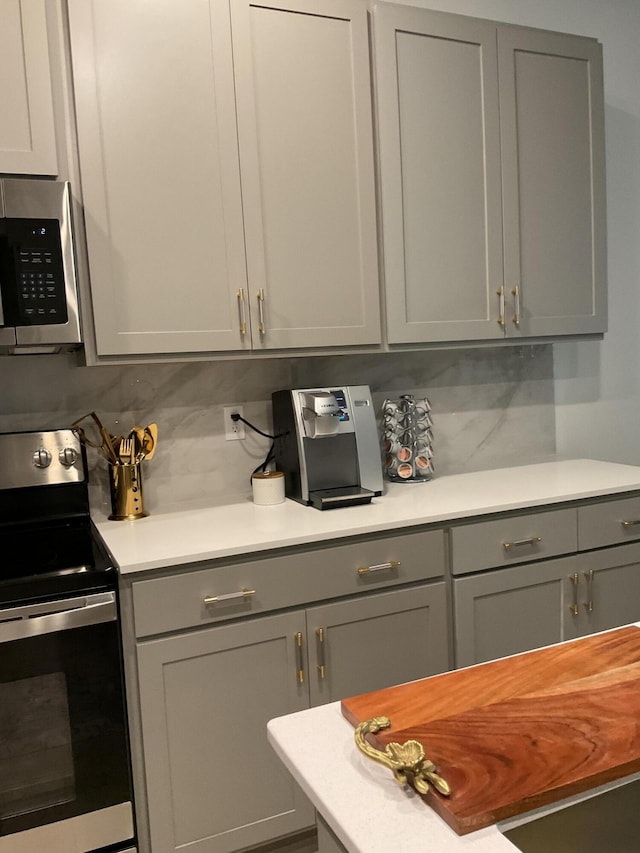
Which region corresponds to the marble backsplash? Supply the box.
[0,345,556,513]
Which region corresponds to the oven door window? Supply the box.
[0,671,75,818]
[0,620,131,837]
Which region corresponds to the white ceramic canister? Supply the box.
[251,470,285,505]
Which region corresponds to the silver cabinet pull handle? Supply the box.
[512,285,521,326]
[257,288,266,334]
[237,288,247,335]
[295,631,305,684]
[203,588,255,604]
[584,569,594,613]
[502,536,541,551]
[316,627,326,679]
[497,287,505,327]
[621,519,640,527]
[569,572,580,616]
[357,560,401,576]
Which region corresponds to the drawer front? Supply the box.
[450,508,577,576]
[132,529,445,637]
[578,496,640,551]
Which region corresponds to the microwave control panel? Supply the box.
[1,218,68,326]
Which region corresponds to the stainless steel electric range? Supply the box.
[0,429,135,852]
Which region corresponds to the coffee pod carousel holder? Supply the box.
[382,395,434,482]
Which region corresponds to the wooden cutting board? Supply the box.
[341,626,640,835]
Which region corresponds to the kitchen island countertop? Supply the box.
[93,458,640,574]
[267,627,640,853]
[268,701,514,853]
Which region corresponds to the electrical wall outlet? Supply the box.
[223,405,245,440]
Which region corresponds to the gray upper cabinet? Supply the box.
[230,0,380,349]
[68,0,379,357]
[67,0,248,356]
[374,5,504,343]
[373,3,606,345]
[499,26,606,337]
[0,0,58,175]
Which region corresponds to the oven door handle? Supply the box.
[0,591,117,643]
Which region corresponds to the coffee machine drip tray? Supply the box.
[309,486,375,511]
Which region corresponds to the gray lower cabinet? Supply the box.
[453,542,640,668]
[453,557,576,668]
[137,611,312,853]
[574,542,640,636]
[135,581,448,853]
[305,583,448,707]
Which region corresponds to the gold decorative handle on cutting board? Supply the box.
[354,716,451,797]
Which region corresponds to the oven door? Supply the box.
[0,592,134,850]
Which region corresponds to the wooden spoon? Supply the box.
[143,423,158,460]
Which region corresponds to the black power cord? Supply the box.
[230,412,289,481]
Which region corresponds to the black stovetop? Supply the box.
[0,430,116,606]
[0,513,117,606]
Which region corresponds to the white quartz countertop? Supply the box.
[93,459,640,574]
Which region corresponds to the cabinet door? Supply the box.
[231,0,380,349]
[68,0,248,355]
[499,26,606,337]
[136,612,314,853]
[575,543,640,637]
[373,5,504,344]
[0,0,57,174]
[305,583,449,707]
[453,557,577,668]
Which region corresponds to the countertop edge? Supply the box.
[93,459,640,574]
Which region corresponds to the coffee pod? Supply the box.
[252,470,285,505]
[397,446,412,463]
[415,455,431,475]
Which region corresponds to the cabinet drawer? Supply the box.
[450,508,577,575]
[132,529,445,637]
[578,496,640,551]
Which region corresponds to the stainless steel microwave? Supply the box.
[0,179,82,354]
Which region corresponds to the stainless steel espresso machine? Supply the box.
[272,386,383,509]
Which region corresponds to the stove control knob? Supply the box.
[59,447,78,467]
[33,447,52,468]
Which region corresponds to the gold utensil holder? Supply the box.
[108,462,148,520]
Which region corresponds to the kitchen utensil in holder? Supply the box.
[382,395,434,482]
[108,461,148,520]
